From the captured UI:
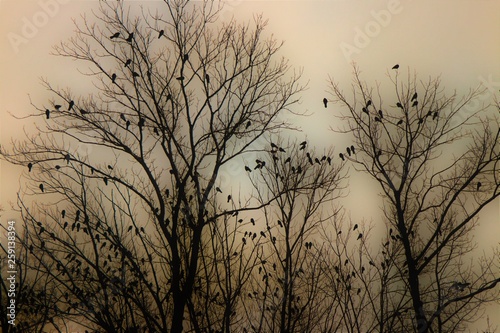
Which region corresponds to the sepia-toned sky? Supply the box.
[1,0,499,329]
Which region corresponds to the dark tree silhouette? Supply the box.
[327,65,500,332]
[0,1,304,332]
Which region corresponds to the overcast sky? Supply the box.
[1,0,499,329]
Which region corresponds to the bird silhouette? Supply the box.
[346,147,351,156]
[205,74,210,84]
[246,121,251,129]
[138,118,145,127]
[411,92,418,101]
[362,107,368,114]
[61,210,66,218]
[339,153,345,161]
[45,109,50,119]
[327,156,332,165]
[124,59,132,67]
[158,29,164,38]
[353,224,358,230]
[366,100,372,107]
[132,71,140,77]
[54,104,62,110]
[111,73,117,83]
[392,64,399,70]
[308,156,313,165]
[412,100,418,107]
[432,111,438,120]
[426,111,433,118]
[28,163,33,172]
[351,145,355,154]
[75,210,80,222]
[418,118,424,124]
[55,165,61,170]
[315,157,320,164]
[103,177,108,185]
[110,32,120,39]
[176,76,184,81]
[65,153,71,164]
[323,98,328,108]
[396,102,403,108]
[63,221,68,229]
[476,182,481,191]
[216,187,222,193]
[227,195,232,203]
[108,165,113,170]
[126,32,134,42]
[120,113,126,122]
[374,117,381,122]
[378,110,383,119]
[126,120,131,130]
[285,157,291,163]
[183,53,189,62]
[397,119,404,125]
[39,183,44,192]
[251,218,255,225]
[279,147,285,153]
[68,100,74,110]
[245,166,251,172]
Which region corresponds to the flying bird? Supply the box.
[28,163,33,172]
[158,29,164,38]
[126,32,134,42]
[411,92,418,101]
[39,183,44,193]
[111,73,117,83]
[392,64,399,70]
[68,100,74,110]
[45,109,50,119]
[323,98,328,108]
[110,32,120,39]
[124,59,132,67]
[339,153,345,161]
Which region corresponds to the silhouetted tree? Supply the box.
[0,1,304,332]
[327,65,500,332]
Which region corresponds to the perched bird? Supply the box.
[374,117,381,122]
[126,120,131,130]
[227,195,232,203]
[432,111,438,120]
[392,64,399,70]
[323,98,328,108]
[39,183,44,192]
[55,165,61,170]
[250,218,255,225]
[216,187,222,193]
[54,104,62,110]
[110,32,120,39]
[412,100,418,107]
[75,210,80,222]
[346,147,351,156]
[279,147,285,153]
[366,100,372,107]
[120,113,126,122]
[339,153,345,161]
[411,92,418,101]
[378,110,383,119]
[138,118,145,127]
[80,109,88,115]
[285,157,291,163]
[108,165,113,170]
[111,73,117,83]
[126,32,134,42]
[68,100,74,110]
[63,221,68,229]
[65,153,71,164]
[103,177,108,185]
[158,29,164,38]
[397,119,404,125]
[351,145,355,154]
[246,121,251,129]
[362,107,368,114]
[28,163,33,172]
[205,74,210,84]
[124,59,132,67]
[353,224,358,231]
[476,182,481,191]
[315,157,320,164]
[132,71,140,77]
[45,109,50,119]
[327,156,332,165]
[396,102,403,108]
[61,210,66,218]
[176,76,184,81]
[245,166,252,172]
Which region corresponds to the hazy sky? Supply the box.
[1,0,499,329]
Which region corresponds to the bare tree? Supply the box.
[327,65,500,332]
[0,1,304,332]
